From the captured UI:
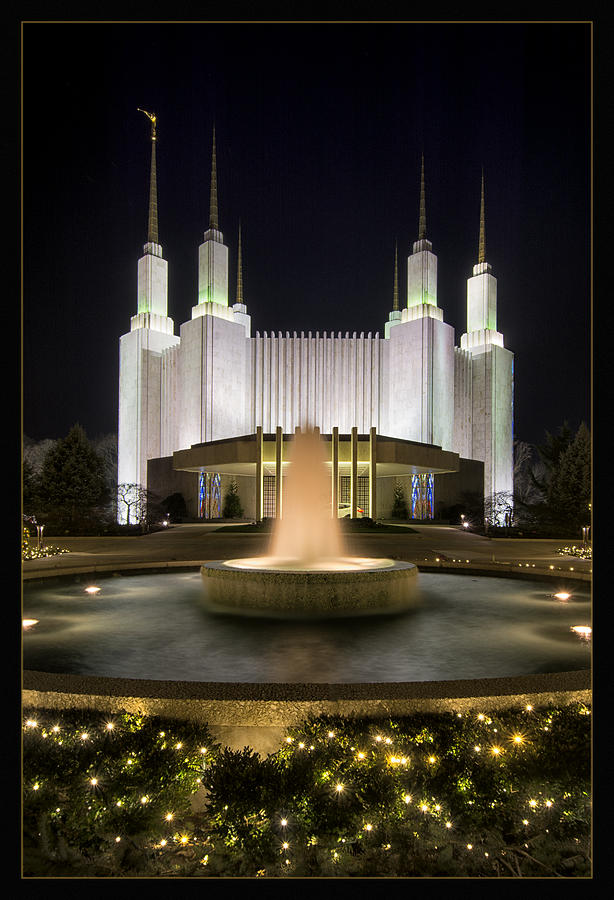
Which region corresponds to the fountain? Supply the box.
[201,429,419,617]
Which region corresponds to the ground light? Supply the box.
[570,625,592,641]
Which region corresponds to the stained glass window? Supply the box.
[199,472,222,518]
[411,473,434,519]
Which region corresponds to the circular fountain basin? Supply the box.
[22,569,591,683]
[201,557,419,617]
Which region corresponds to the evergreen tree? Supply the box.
[531,421,574,496]
[161,492,188,522]
[222,479,244,519]
[391,481,409,519]
[91,432,118,498]
[39,424,108,530]
[547,422,591,533]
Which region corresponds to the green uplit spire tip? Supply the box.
[418,153,427,241]
[209,125,219,230]
[478,168,486,264]
[236,221,244,304]
[138,108,159,244]
[393,241,399,311]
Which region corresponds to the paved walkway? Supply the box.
[22,522,592,578]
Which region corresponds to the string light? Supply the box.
[22,703,590,877]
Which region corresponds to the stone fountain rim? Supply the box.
[201,559,417,581]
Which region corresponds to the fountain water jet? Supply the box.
[201,429,419,616]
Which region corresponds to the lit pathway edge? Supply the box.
[22,559,591,582]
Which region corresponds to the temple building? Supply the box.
[117,118,514,523]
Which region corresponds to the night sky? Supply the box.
[22,21,591,449]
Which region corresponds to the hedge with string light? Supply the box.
[23,703,591,877]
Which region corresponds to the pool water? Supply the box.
[22,570,591,683]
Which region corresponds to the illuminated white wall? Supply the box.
[407,239,437,308]
[197,228,228,308]
[250,330,382,435]
[119,232,514,519]
[117,320,179,520]
[460,262,514,507]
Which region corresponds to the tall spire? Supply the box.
[418,153,427,240]
[478,168,486,264]
[392,241,399,311]
[236,221,244,303]
[209,125,219,230]
[138,108,159,244]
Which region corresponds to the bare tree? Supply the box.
[116,483,164,529]
[116,483,149,525]
[23,436,58,475]
[483,491,515,529]
[514,439,545,507]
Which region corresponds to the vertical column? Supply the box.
[351,426,358,518]
[332,426,339,518]
[275,426,283,519]
[255,425,263,521]
[369,426,377,520]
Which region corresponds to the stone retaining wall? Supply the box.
[23,669,590,755]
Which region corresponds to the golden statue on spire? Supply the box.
[138,109,159,243]
[138,108,157,140]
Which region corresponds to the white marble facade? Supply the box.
[118,171,513,521]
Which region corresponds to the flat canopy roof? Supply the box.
[172,432,459,477]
